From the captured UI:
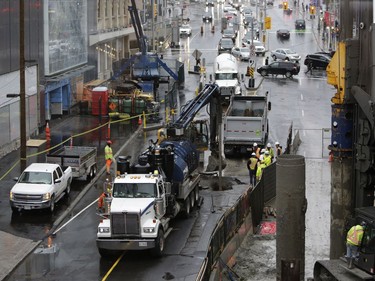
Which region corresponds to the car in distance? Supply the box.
[257,61,300,78]
[242,7,253,17]
[304,53,331,69]
[179,24,192,36]
[223,4,232,12]
[242,39,265,56]
[271,48,301,62]
[295,19,306,30]
[206,0,214,6]
[231,46,250,61]
[266,0,274,5]
[218,38,235,54]
[203,11,213,22]
[222,28,237,41]
[276,29,290,39]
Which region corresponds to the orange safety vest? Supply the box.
[98,193,106,209]
[347,225,364,246]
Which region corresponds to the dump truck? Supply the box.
[223,93,271,156]
[96,140,201,257]
[46,146,97,181]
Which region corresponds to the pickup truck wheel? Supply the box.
[151,228,165,257]
[49,195,55,213]
[65,180,71,197]
[261,70,267,77]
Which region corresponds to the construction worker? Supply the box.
[263,150,272,166]
[259,148,266,162]
[256,161,267,182]
[266,143,275,161]
[253,143,261,159]
[97,192,107,213]
[346,222,365,268]
[247,152,258,186]
[105,140,114,175]
[275,141,283,157]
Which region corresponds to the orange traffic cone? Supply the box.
[45,122,51,141]
[138,116,142,126]
[328,151,333,162]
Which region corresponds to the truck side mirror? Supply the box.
[268,102,271,111]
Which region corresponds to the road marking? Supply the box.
[52,198,98,235]
[102,252,125,281]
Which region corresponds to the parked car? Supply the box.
[243,15,254,26]
[179,24,192,36]
[203,11,213,22]
[231,46,250,60]
[222,28,237,41]
[295,19,306,30]
[242,39,265,56]
[257,61,300,78]
[266,0,274,5]
[304,53,331,69]
[218,38,235,54]
[271,48,301,62]
[206,0,214,6]
[276,29,290,39]
[227,7,238,15]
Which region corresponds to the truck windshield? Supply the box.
[112,183,156,198]
[216,73,237,80]
[19,172,52,184]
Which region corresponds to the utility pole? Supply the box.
[20,0,27,172]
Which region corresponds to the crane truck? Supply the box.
[96,83,221,257]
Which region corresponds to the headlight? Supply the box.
[9,192,14,200]
[99,227,110,233]
[143,227,155,233]
[43,193,51,200]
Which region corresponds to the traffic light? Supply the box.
[154,4,157,17]
[309,5,315,14]
[283,1,288,10]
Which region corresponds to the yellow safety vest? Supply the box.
[249,157,258,170]
[105,145,113,160]
[347,225,364,246]
[264,155,272,166]
[256,163,266,180]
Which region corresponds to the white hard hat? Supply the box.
[261,149,265,153]
[275,141,280,145]
[253,143,258,147]
[267,143,271,148]
[251,152,256,156]
[265,151,270,155]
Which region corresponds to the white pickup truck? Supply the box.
[9,163,73,213]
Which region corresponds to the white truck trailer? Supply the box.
[223,93,271,156]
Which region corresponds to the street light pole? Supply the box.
[20,0,27,171]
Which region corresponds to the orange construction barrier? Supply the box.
[45,122,51,141]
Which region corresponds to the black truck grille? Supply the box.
[111,213,140,236]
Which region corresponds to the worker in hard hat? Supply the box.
[275,141,283,157]
[266,143,275,161]
[259,148,266,162]
[263,150,272,166]
[105,140,114,175]
[346,222,366,268]
[256,161,267,182]
[247,152,258,186]
[253,143,261,159]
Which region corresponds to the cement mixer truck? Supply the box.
[96,140,201,257]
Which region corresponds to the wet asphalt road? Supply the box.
[0,1,334,280]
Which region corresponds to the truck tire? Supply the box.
[86,165,97,182]
[182,198,191,218]
[151,228,165,257]
[194,186,200,203]
[190,192,195,209]
[49,195,55,213]
[65,180,71,198]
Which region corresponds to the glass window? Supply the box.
[112,183,157,198]
[19,172,52,185]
